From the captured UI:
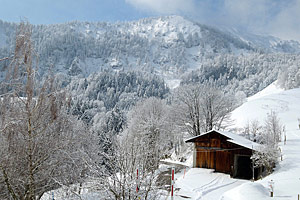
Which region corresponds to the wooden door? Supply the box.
[196,150,207,168]
[215,151,231,173]
[196,149,216,169]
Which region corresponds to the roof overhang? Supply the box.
[185,129,262,151]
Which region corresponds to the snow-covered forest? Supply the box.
[0,15,300,199]
[181,53,300,96]
[1,16,300,95]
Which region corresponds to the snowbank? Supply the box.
[220,182,269,200]
[168,168,247,200]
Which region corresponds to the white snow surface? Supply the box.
[165,78,181,89]
[247,81,283,101]
[220,182,269,200]
[165,168,247,200]
[231,83,296,129]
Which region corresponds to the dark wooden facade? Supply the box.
[186,130,263,180]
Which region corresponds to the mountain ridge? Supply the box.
[1,16,300,93]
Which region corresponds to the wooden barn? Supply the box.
[186,130,264,180]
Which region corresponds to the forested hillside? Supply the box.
[68,70,169,124]
[1,16,300,92]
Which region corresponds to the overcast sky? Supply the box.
[1,0,300,41]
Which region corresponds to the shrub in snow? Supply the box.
[251,144,280,174]
[251,111,283,174]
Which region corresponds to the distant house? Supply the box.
[185,130,264,180]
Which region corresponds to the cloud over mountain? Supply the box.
[125,0,300,41]
[125,0,195,14]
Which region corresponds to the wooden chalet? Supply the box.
[186,130,264,180]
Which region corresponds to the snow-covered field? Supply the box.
[170,83,300,200]
[164,168,247,200]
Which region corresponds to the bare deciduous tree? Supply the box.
[0,21,94,200]
[173,83,236,136]
[242,120,262,142]
[126,97,173,167]
[94,133,162,200]
[89,97,171,199]
[263,110,282,145]
[251,111,283,174]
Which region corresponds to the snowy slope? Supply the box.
[246,81,283,101]
[231,83,297,130]
[221,86,300,200]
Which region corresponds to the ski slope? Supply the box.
[170,83,300,200]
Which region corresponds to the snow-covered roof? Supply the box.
[185,129,262,151]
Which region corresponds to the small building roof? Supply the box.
[185,129,262,151]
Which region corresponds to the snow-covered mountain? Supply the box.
[221,26,300,53]
[1,16,300,83]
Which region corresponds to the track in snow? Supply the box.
[192,175,238,200]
